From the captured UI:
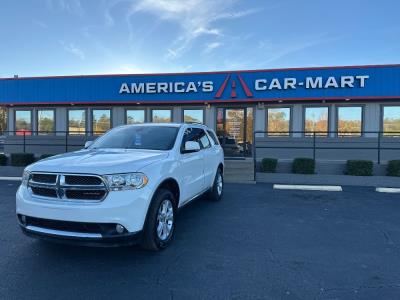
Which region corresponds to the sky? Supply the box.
[0,0,399,77]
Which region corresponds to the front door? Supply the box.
[216,107,253,157]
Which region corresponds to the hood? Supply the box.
[27,148,169,174]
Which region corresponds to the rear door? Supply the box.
[178,127,205,203]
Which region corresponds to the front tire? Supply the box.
[140,189,176,251]
[209,168,223,201]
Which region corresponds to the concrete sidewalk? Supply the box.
[257,172,400,187]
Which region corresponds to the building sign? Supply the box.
[1,65,400,105]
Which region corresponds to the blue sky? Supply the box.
[0,0,399,77]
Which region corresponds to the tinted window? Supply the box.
[181,128,209,152]
[337,106,362,137]
[68,110,86,135]
[304,107,328,136]
[92,109,111,134]
[37,110,55,134]
[15,110,32,135]
[91,126,179,150]
[383,106,400,136]
[207,130,219,145]
[267,107,291,136]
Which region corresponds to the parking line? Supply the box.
[273,184,342,192]
[0,177,22,181]
[376,187,400,193]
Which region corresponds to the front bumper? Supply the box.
[19,220,143,247]
[16,184,154,234]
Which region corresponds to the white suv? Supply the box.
[16,123,224,250]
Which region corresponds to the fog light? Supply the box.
[20,215,26,225]
[116,224,125,234]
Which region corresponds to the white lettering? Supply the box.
[255,79,267,91]
[284,78,296,89]
[202,81,213,92]
[157,82,168,93]
[131,83,145,93]
[186,81,197,92]
[174,82,185,93]
[119,83,130,94]
[306,77,322,89]
[341,76,354,88]
[269,78,282,90]
[146,82,156,93]
[355,75,369,87]
[324,77,339,88]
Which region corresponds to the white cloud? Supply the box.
[203,42,223,54]
[60,42,85,60]
[124,0,259,60]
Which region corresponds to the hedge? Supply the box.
[292,158,315,174]
[261,158,278,173]
[0,154,7,166]
[10,153,35,167]
[387,160,400,177]
[345,160,373,176]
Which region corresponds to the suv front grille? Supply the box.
[28,173,108,201]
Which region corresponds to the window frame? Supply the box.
[125,108,146,124]
[67,108,88,136]
[381,104,400,137]
[336,105,365,137]
[14,109,33,134]
[151,109,173,123]
[91,108,112,135]
[265,106,293,137]
[36,109,56,135]
[182,108,205,124]
[302,105,330,137]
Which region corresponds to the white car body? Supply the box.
[16,123,224,248]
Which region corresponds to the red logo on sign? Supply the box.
[214,74,253,99]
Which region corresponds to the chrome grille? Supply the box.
[28,172,108,201]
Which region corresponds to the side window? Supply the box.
[207,130,219,145]
[199,130,210,149]
[181,127,203,152]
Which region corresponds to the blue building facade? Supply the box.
[1,64,400,157]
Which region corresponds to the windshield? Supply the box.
[90,126,179,150]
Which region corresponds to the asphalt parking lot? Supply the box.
[1,181,400,299]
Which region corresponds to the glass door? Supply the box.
[216,107,253,157]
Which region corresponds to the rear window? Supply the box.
[207,130,219,145]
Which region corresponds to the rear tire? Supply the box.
[209,168,223,202]
[140,189,176,251]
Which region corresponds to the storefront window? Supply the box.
[183,109,204,123]
[0,106,7,133]
[151,109,171,123]
[126,110,145,124]
[304,107,329,136]
[383,106,400,136]
[15,110,32,135]
[68,109,86,135]
[337,106,362,137]
[92,109,111,134]
[37,110,55,134]
[267,107,291,136]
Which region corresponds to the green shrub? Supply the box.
[261,158,278,173]
[387,160,400,177]
[292,158,315,174]
[39,154,54,160]
[10,153,35,167]
[0,154,7,166]
[345,160,373,176]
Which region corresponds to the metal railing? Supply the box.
[252,130,400,181]
[0,130,106,154]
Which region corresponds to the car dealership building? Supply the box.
[0,64,400,160]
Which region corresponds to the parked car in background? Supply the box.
[16,123,224,250]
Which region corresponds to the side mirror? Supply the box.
[84,141,93,149]
[183,141,200,153]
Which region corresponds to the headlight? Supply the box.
[21,170,31,186]
[104,173,148,191]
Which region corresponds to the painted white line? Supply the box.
[0,177,22,181]
[376,187,400,193]
[273,184,342,192]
